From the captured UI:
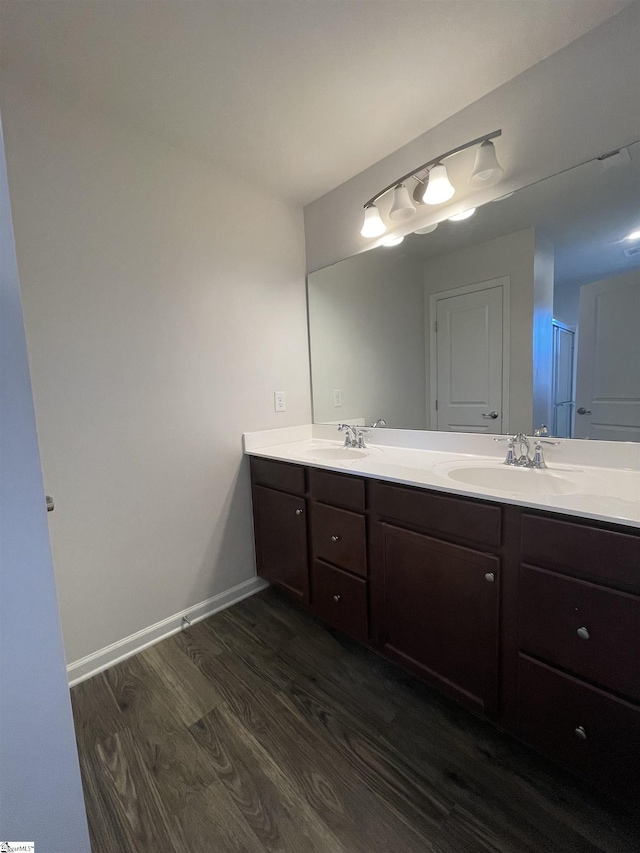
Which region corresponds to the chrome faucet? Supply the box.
[337,423,369,448]
[337,423,357,447]
[371,418,386,428]
[495,426,559,468]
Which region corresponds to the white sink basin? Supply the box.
[434,460,579,495]
[302,446,368,462]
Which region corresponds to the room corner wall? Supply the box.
[0,72,311,669]
[0,109,90,851]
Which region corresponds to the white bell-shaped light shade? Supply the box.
[389,184,415,221]
[469,140,504,187]
[360,204,387,238]
[381,235,404,247]
[423,164,455,205]
[448,207,476,222]
[413,222,438,235]
[412,180,427,205]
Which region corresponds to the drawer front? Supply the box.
[309,468,365,512]
[312,559,368,642]
[372,481,501,550]
[520,565,640,703]
[312,502,367,577]
[521,513,640,590]
[250,457,306,496]
[517,654,640,795]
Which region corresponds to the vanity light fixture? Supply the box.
[359,129,503,239]
[413,222,439,235]
[423,163,455,205]
[389,184,416,220]
[448,207,476,222]
[626,229,640,241]
[360,203,387,237]
[469,139,504,187]
[381,234,404,247]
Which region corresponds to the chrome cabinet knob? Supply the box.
[574,725,587,741]
[577,407,592,415]
[295,508,303,516]
[577,626,590,640]
[333,594,341,602]
[484,572,495,582]
[46,495,54,512]
[331,534,340,542]
[482,411,499,419]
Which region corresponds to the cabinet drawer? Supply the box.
[517,654,640,795]
[250,457,306,496]
[312,559,368,642]
[521,514,640,590]
[372,481,501,550]
[309,468,365,511]
[312,502,366,577]
[519,565,640,703]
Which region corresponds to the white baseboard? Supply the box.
[67,576,269,687]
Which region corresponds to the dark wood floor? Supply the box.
[71,588,640,853]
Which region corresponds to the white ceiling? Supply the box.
[0,1,632,204]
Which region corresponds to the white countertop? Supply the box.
[243,425,640,529]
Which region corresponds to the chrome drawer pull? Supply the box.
[333,594,341,602]
[295,508,303,516]
[331,535,340,542]
[577,626,590,640]
[484,572,495,582]
[575,725,587,741]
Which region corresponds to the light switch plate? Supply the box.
[274,391,286,412]
[333,389,342,407]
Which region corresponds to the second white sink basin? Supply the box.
[434,460,579,495]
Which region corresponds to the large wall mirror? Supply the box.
[308,141,640,441]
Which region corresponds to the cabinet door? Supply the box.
[253,485,309,604]
[375,522,499,715]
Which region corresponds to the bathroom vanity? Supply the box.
[245,426,640,800]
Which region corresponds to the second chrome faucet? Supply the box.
[495,426,559,468]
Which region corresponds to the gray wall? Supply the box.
[304,4,640,273]
[0,73,311,668]
[0,113,90,850]
[309,250,426,429]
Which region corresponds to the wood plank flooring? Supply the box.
[71,588,640,853]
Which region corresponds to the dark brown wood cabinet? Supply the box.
[514,512,640,797]
[517,654,640,796]
[375,522,499,716]
[249,454,640,800]
[311,559,368,642]
[252,483,309,604]
[309,469,369,642]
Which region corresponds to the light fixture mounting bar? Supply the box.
[363,129,502,209]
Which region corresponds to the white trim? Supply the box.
[428,276,510,433]
[66,576,269,686]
